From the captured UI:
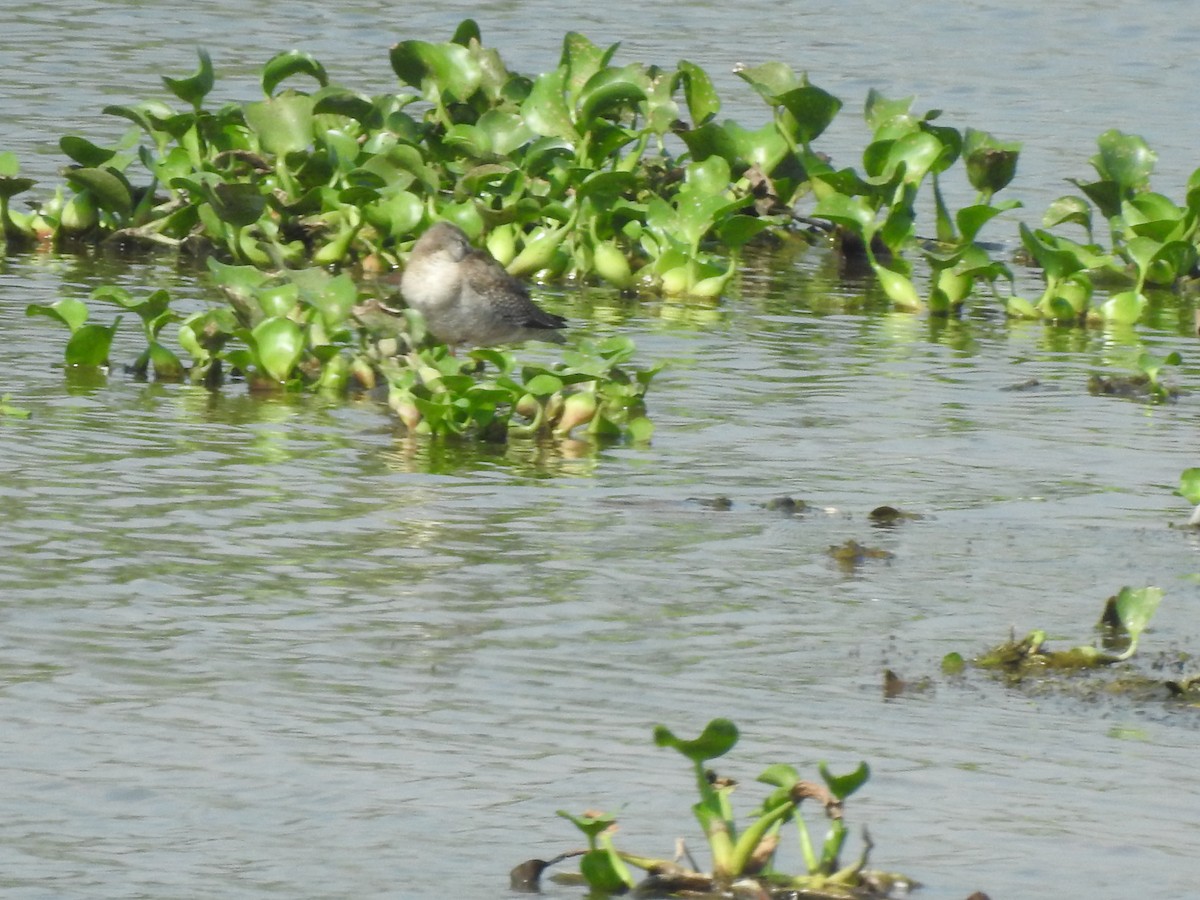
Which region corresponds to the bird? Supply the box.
[398,221,567,348]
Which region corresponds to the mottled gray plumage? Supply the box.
[399,222,567,348]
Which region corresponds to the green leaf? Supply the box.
[1043,195,1092,232]
[964,128,1021,196]
[26,297,90,332]
[450,18,482,46]
[1179,468,1200,505]
[555,808,616,841]
[560,31,615,102]
[863,89,914,132]
[813,192,877,235]
[389,40,482,103]
[65,320,120,367]
[757,763,801,789]
[775,83,842,145]
[872,261,922,310]
[1110,586,1161,644]
[676,60,720,125]
[59,136,117,168]
[262,50,329,96]
[162,48,214,108]
[1092,129,1156,194]
[524,373,564,395]
[819,761,870,800]
[251,316,305,382]
[256,283,298,318]
[521,68,578,142]
[1099,290,1145,325]
[734,61,801,103]
[244,93,315,157]
[653,718,738,764]
[888,131,943,185]
[210,181,266,227]
[64,167,133,217]
[957,201,1020,245]
[147,341,185,380]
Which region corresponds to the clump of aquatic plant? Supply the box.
[10,21,1200,335]
[26,261,658,442]
[1087,349,1181,403]
[1013,130,1200,324]
[0,21,1024,309]
[963,586,1162,682]
[518,719,912,899]
[25,296,122,368]
[384,334,656,442]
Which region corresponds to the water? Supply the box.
[3,2,1200,898]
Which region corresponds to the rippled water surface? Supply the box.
[3,3,1200,898]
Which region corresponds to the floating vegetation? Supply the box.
[827,539,894,570]
[4,22,1200,330]
[517,719,917,899]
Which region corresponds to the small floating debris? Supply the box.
[867,505,922,526]
[762,495,808,515]
[688,495,733,510]
[828,539,894,569]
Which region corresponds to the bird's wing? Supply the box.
[465,252,567,329]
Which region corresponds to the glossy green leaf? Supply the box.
[675,59,720,125]
[1100,290,1146,324]
[1110,586,1161,645]
[957,200,1020,245]
[524,373,564,395]
[578,71,646,124]
[1179,468,1200,504]
[65,320,120,366]
[1092,129,1156,194]
[775,83,842,145]
[475,109,535,156]
[560,32,615,102]
[60,136,117,168]
[26,298,90,332]
[251,316,304,382]
[734,61,800,103]
[813,193,877,234]
[964,128,1021,195]
[521,68,578,142]
[819,761,870,800]
[1005,296,1040,319]
[872,261,922,310]
[864,89,914,132]
[64,167,133,217]
[389,40,482,103]
[450,18,482,46]
[162,49,214,108]
[888,131,943,185]
[256,283,298,318]
[653,718,738,764]
[757,763,801,789]
[1044,195,1092,232]
[244,94,315,157]
[262,50,329,97]
[210,181,266,227]
[312,88,379,129]
[147,341,185,380]
[685,155,731,196]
